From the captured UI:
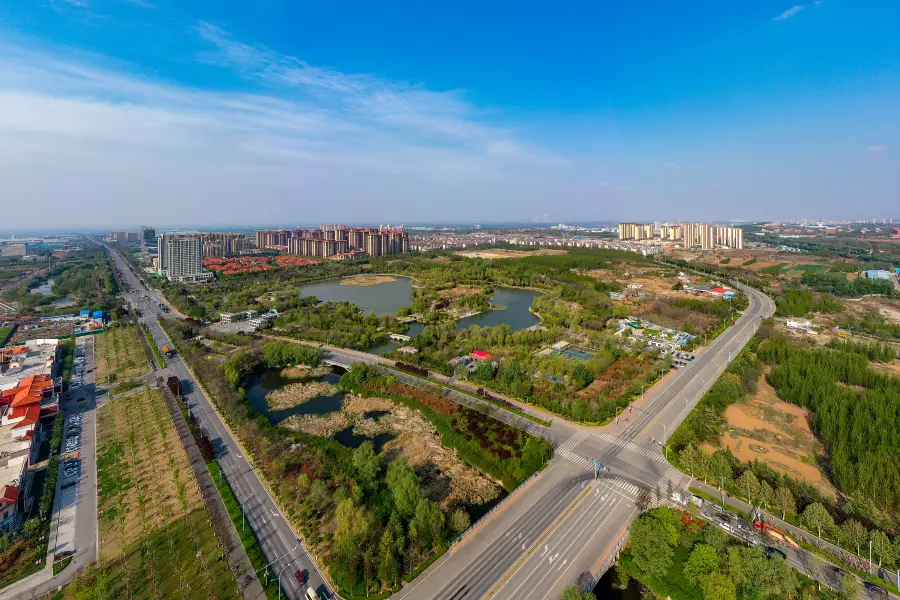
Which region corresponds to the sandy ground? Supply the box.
[709,374,836,498]
[266,381,338,410]
[455,248,566,260]
[340,274,398,286]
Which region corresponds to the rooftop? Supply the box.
[0,339,59,393]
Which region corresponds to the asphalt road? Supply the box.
[108,248,331,600]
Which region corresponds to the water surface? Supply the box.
[243,369,344,425]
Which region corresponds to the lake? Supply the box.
[299,277,541,355]
[30,278,55,295]
[299,276,415,316]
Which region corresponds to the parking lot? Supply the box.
[47,336,99,575]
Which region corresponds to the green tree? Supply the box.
[840,519,868,556]
[774,486,796,520]
[709,452,733,487]
[629,514,674,580]
[386,457,422,519]
[572,363,592,388]
[870,529,893,567]
[758,480,774,509]
[561,586,595,600]
[378,529,400,589]
[701,522,729,552]
[409,499,444,551]
[836,571,858,600]
[308,479,331,512]
[450,509,470,534]
[352,441,382,491]
[801,502,834,538]
[22,518,42,539]
[736,470,760,505]
[700,572,737,600]
[679,444,698,477]
[683,544,719,585]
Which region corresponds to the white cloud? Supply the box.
[0,36,568,228]
[868,145,886,152]
[774,5,805,20]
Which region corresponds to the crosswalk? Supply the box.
[556,432,592,469]
[594,432,668,464]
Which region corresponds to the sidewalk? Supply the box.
[156,379,266,600]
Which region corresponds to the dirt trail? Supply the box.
[714,374,836,498]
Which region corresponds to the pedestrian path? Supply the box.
[594,432,668,464]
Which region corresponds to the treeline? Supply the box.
[825,338,897,362]
[800,271,894,297]
[758,337,900,512]
[8,249,118,314]
[834,311,900,342]
[774,289,843,317]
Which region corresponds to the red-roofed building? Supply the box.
[470,350,494,360]
[709,287,730,296]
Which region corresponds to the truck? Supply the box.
[161,345,175,358]
[754,521,800,550]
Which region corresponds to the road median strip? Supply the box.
[483,485,592,600]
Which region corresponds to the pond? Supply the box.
[332,428,396,453]
[30,277,55,295]
[243,369,345,425]
[454,288,541,331]
[299,276,415,316]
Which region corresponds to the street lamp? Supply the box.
[661,424,667,458]
[277,554,304,600]
[260,544,300,586]
[719,476,726,510]
[218,463,241,486]
[241,494,256,533]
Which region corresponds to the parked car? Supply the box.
[764,546,787,560]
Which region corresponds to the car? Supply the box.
[305,588,320,600]
[295,570,307,585]
[832,566,847,576]
[764,546,787,560]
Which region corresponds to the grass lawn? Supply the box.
[0,326,12,347]
[94,323,150,386]
[95,388,239,599]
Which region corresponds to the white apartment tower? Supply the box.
[157,234,212,282]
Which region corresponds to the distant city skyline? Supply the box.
[1,1,898,229]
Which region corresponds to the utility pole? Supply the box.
[661,423,667,458]
[719,476,726,510]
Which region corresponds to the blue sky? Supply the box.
[0,0,897,229]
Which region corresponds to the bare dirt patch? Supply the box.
[340,274,398,286]
[267,381,338,410]
[455,248,566,260]
[714,374,836,498]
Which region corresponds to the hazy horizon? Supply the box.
[2,1,898,229]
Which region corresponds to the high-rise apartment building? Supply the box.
[714,226,744,250]
[157,234,212,282]
[682,223,715,250]
[256,226,408,258]
[660,224,682,241]
[201,232,250,257]
[618,222,654,241]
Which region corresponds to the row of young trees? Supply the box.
[774,288,844,317]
